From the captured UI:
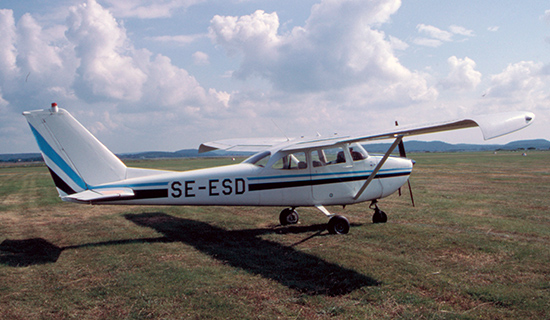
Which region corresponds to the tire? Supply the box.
[327,215,350,234]
[279,208,299,225]
[372,208,387,224]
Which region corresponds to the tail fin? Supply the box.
[23,104,127,197]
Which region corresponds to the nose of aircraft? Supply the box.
[397,156,414,171]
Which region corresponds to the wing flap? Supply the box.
[63,187,135,202]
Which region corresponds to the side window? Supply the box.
[311,149,325,167]
[311,147,346,166]
[272,152,307,170]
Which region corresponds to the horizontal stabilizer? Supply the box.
[63,188,134,203]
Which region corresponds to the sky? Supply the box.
[1,0,548,154]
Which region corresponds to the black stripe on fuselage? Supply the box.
[95,188,169,203]
[133,189,169,199]
[248,171,410,192]
[99,189,168,203]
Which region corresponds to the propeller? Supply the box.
[396,121,415,207]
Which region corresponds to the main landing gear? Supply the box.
[327,215,350,234]
[279,208,299,226]
[278,206,351,235]
[279,202,387,235]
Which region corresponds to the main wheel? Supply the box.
[372,208,387,223]
[279,208,299,225]
[327,215,350,234]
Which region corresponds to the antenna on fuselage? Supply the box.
[271,119,290,141]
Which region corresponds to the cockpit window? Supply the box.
[243,151,271,167]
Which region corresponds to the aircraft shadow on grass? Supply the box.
[0,212,379,296]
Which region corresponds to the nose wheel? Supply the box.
[370,201,387,224]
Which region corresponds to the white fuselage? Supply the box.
[91,154,413,207]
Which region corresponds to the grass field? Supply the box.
[1,152,549,319]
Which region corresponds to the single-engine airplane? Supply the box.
[23,104,534,234]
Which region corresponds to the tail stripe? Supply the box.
[47,167,77,195]
[29,123,87,190]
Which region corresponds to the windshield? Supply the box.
[243,151,271,167]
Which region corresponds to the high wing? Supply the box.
[199,111,535,153]
[198,137,290,153]
[341,111,535,144]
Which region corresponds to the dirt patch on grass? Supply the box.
[431,247,507,271]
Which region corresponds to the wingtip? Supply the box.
[476,111,536,140]
[524,112,535,124]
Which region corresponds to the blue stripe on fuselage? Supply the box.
[247,170,411,191]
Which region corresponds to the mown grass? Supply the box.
[1,152,549,319]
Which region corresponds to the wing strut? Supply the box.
[353,135,403,201]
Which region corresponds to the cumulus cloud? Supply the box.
[0,0,219,111]
[0,9,77,108]
[3,0,544,154]
[210,10,280,58]
[136,52,208,109]
[209,0,435,105]
[0,10,17,82]
[439,56,482,91]
[0,0,230,152]
[66,1,147,102]
[192,51,209,65]
[388,35,409,51]
[486,61,549,101]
